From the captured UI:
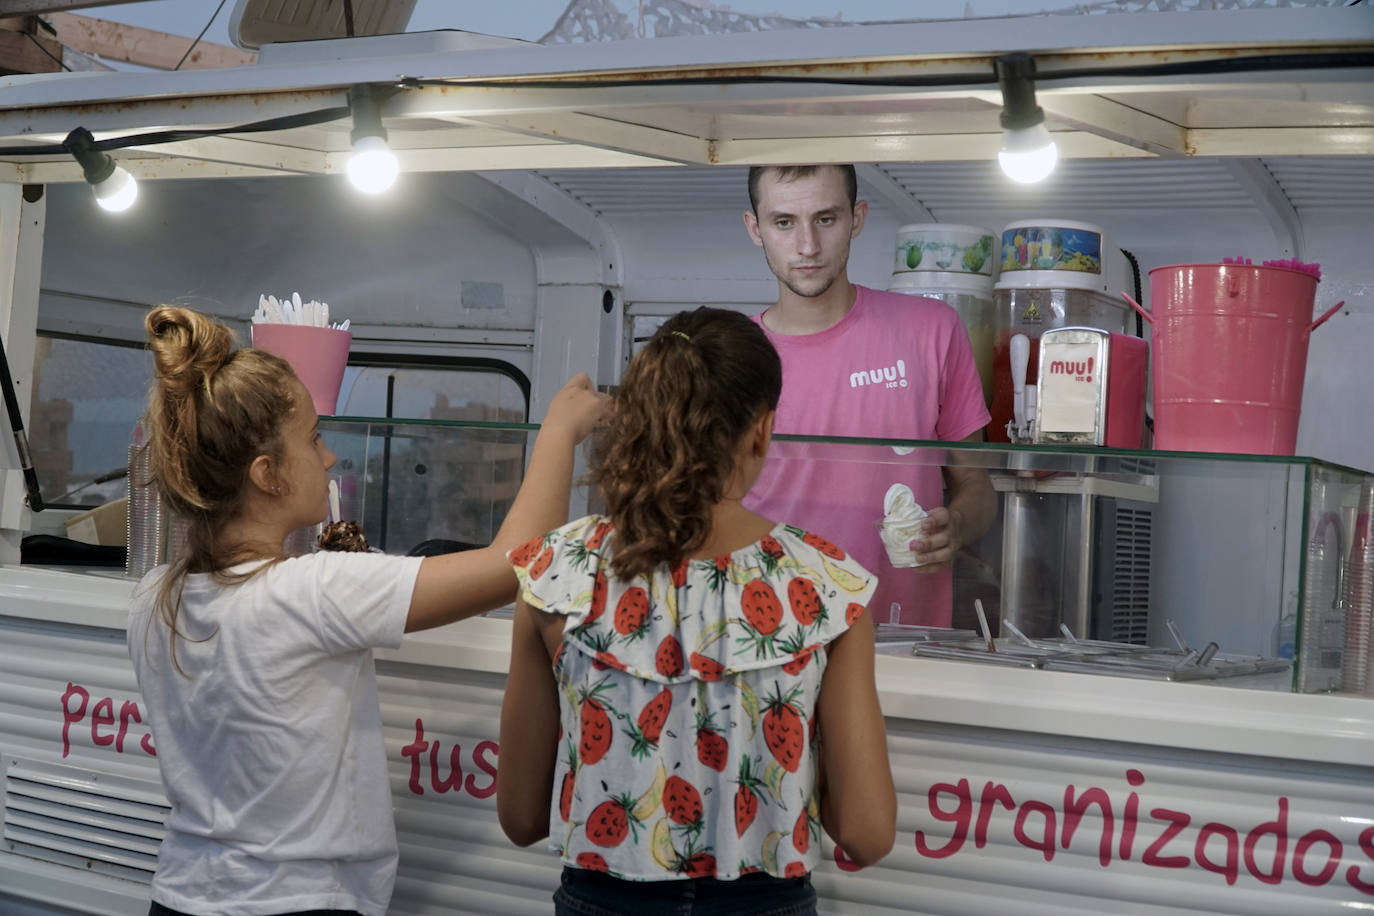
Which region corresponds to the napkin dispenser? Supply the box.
[1033,327,1147,448]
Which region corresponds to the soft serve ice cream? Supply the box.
[879,483,928,568]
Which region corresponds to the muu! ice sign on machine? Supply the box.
[1033,326,1148,449]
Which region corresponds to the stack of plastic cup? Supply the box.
[127,419,196,577]
[1298,511,1341,692]
[126,423,161,579]
[1340,482,1374,695]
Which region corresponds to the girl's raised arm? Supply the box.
[814,608,897,867]
[406,374,608,632]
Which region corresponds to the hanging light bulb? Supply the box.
[347,135,398,194]
[996,54,1058,185]
[999,123,1059,185]
[63,127,139,212]
[347,85,398,194]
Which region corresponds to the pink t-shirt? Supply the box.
[744,285,990,626]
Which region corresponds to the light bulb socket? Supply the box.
[348,84,395,146]
[63,127,116,186]
[996,53,1045,132]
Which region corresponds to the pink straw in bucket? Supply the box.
[1224,256,1323,280]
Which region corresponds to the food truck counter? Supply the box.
[3,563,1369,766]
[1,563,1371,915]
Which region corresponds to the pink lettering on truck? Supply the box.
[60,681,155,759]
[913,767,1374,896]
[400,717,499,798]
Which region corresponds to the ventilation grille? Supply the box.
[3,756,168,885]
[1265,156,1374,213]
[1110,505,1153,645]
[538,167,750,215]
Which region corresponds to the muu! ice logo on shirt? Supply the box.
[849,359,908,389]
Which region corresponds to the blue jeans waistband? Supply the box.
[553,866,817,916]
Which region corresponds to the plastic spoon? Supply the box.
[1001,619,1037,648]
[1165,617,1191,653]
[973,599,996,652]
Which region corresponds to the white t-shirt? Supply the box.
[127,551,421,916]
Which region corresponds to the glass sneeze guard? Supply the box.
[316,416,1374,698]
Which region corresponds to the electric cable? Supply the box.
[1119,247,1154,434]
[0,105,352,157]
[1121,248,1143,337]
[401,49,1373,91]
[174,0,230,71]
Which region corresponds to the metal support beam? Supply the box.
[449,112,712,166]
[8,144,680,183]
[1189,127,1374,158]
[855,163,935,223]
[712,131,1155,166]
[0,91,350,143]
[119,136,329,174]
[332,145,676,174]
[1224,158,1305,260]
[1033,93,1189,158]
[389,82,992,123]
[16,157,291,183]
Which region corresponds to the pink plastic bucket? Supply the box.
[250,324,352,416]
[1124,264,1342,455]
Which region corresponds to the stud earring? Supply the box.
[273,486,281,494]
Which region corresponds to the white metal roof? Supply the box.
[0,7,1368,187]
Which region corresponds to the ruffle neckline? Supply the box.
[510,516,878,683]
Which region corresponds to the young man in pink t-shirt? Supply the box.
[741,164,995,627]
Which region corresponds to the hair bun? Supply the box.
[146,306,235,398]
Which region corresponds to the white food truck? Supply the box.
[0,5,1371,914]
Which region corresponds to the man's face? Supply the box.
[744,167,867,300]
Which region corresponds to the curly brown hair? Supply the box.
[140,306,299,670]
[589,307,781,580]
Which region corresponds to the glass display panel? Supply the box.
[316,416,1373,696]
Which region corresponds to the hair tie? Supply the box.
[670,331,691,342]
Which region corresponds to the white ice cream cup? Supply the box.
[878,483,928,568]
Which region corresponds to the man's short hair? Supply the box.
[747,164,858,214]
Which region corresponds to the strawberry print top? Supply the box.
[509,514,878,882]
